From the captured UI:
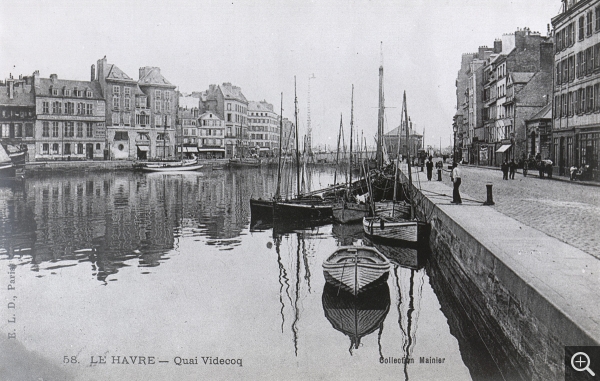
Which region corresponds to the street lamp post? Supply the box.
[453,124,458,164]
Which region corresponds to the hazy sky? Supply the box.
[1,0,560,150]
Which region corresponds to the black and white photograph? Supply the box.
[1,0,599,380]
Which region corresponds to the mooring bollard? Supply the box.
[483,183,495,205]
[437,169,442,181]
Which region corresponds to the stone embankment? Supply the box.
[401,165,600,381]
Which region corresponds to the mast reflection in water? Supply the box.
[0,166,503,380]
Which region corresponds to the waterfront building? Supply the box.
[197,112,225,159]
[383,118,423,161]
[198,83,248,158]
[95,57,177,160]
[0,74,36,161]
[33,71,106,161]
[457,28,553,166]
[177,94,200,159]
[248,100,279,157]
[551,0,600,178]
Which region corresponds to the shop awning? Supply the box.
[136,145,149,152]
[495,144,512,153]
[198,147,225,152]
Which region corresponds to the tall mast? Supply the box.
[403,91,414,220]
[307,74,315,157]
[376,42,385,169]
[349,84,354,190]
[392,107,403,217]
[275,92,284,199]
[334,114,343,186]
[294,76,301,197]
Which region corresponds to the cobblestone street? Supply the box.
[413,163,600,259]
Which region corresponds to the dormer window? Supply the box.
[64,89,71,96]
[86,90,92,98]
[52,88,58,96]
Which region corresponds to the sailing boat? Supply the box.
[332,85,370,224]
[363,92,428,244]
[272,77,332,224]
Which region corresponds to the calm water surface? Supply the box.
[0,167,503,381]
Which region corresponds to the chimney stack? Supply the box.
[7,77,14,99]
[91,64,95,81]
[50,74,58,82]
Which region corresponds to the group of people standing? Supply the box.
[500,160,516,180]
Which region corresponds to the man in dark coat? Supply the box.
[501,160,509,180]
[426,156,434,181]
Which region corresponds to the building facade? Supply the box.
[198,83,248,158]
[248,100,279,156]
[33,72,106,161]
[177,94,200,159]
[197,112,225,159]
[0,74,36,162]
[552,0,600,177]
[458,28,553,166]
[95,57,177,160]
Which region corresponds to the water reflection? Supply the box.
[322,282,391,354]
[0,169,287,282]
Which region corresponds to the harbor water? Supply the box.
[0,166,505,380]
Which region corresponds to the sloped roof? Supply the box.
[248,100,274,112]
[105,64,134,81]
[35,78,104,100]
[0,83,34,106]
[198,111,223,120]
[384,126,422,137]
[138,67,173,87]
[220,83,247,103]
[510,72,535,84]
[527,102,552,121]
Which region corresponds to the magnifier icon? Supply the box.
[571,352,596,376]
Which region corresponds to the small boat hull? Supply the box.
[322,246,390,295]
[140,163,204,172]
[363,216,428,244]
[332,202,368,223]
[250,198,274,222]
[274,201,333,223]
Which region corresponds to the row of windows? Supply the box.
[1,109,35,118]
[250,118,277,125]
[555,7,600,53]
[110,112,172,127]
[556,43,600,85]
[201,138,223,146]
[226,103,247,114]
[183,129,197,136]
[554,84,600,118]
[50,87,93,98]
[0,123,34,138]
[41,121,96,138]
[201,119,222,127]
[40,143,101,155]
[250,125,279,133]
[42,101,94,116]
[199,129,223,137]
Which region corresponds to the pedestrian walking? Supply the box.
[450,162,462,204]
[570,165,578,181]
[501,160,509,180]
[426,156,434,181]
[509,159,516,179]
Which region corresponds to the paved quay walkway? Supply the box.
[409,163,600,259]
[402,165,600,349]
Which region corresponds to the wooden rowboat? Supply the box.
[322,246,390,295]
[363,216,428,244]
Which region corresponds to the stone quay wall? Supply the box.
[401,168,600,380]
